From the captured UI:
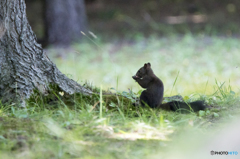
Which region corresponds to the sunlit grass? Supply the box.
[50,34,240,97]
[0,80,239,158]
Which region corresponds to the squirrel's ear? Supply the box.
[144,63,147,68]
[148,63,151,67]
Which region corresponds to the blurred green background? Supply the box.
[26,0,240,95]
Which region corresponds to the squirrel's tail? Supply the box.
[160,100,206,113]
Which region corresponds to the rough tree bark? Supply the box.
[45,0,88,47]
[0,0,92,107]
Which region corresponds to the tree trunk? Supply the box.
[0,0,92,107]
[45,0,88,47]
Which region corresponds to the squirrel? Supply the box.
[132,63,206,112]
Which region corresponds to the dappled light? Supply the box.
[165,14,207,24]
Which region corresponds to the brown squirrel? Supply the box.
[132,63,206,112]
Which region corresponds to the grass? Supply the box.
[0,83,239,158]
[50,34,240,96]
[1,34,240,158]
